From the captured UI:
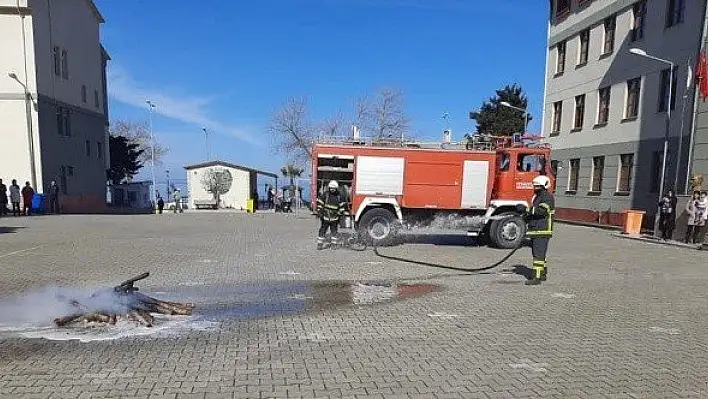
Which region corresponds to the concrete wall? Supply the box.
[0,2,43,192]
[544,0,706,226]
[186,166,251,210]
[30,0,105,112]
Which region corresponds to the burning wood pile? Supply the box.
[53,272,195,328]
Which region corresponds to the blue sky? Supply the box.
[96,0,550,193]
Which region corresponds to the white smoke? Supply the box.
[403,213,489,232]
[0,285,132,327]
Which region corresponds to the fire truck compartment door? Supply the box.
[355,156,404,195]
[461,160,489,208]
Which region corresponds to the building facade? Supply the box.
[542,0,706,226]
[184,161,277,210]
[0,0,109,213]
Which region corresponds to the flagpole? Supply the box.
[675,58,690,193]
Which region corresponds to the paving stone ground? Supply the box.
[0,212,707,398]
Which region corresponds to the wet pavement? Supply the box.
[1,213,708,398]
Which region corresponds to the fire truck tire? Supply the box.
[358,208,398,246]
[488,212,526,249]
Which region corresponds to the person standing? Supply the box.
[658,189,678,240]
[9,180,21,217]
[685,191,702,243]
[172,188,183,213]
[0,179,7,217]
[48,180,60,214]
[316,180,347,250]
[21,181,34,216]
[517,175,555,286]
[157,196,164,214]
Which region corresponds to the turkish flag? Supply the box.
[696,51,708,101]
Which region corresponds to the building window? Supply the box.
[53,46,61,76]
[617,154,634,193]
[578,29,590,66]
[556,41,566,75]
[568,159,580,192]
[597,87,611,125]
[625,77,641,119]
[57,107,71,137]
[556,0,571,19]
[666,0,685,28]
[650,151,662,193]
[97,141,103,159]
[631,1,646,42]
[658,67,678,112]
[81,85,87,103]
[552,101,563,134]
[591,156,604,192]
[94,90,100,108]
[61,49,69,79]
[85,140,91,157]
[573,94,585,130]
[603,16,615,55]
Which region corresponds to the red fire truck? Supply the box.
[310,134,555,249]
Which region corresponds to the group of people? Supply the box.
[658,189,708,243]
[0,179,61,217]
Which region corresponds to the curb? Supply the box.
[612,232,702,250]
[556,219,656,235]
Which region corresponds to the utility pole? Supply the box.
[203,127,210,161]
[146,100,157,208]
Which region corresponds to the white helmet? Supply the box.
[532,175,551,189]
[328,180,339,189]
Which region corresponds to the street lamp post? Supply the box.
[629,48,674,238]
[500,101,529,134]
[8,72,37,190]
[146,100,157,209]
[203,127,210,161]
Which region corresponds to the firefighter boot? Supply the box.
[316,236,325,250]
[525,261,545,286]
[540,266,548,282]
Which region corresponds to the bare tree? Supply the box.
[353,87,410,141]
[318,111,346,140]
[267,97,313,164]
[109,119,169,165]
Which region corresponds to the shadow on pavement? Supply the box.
[0,226,24,234]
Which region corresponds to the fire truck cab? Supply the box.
[311,134,555,249]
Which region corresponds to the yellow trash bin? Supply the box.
[246,199,254,213]
[622,209,645,235]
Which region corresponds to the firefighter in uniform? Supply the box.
[517,175,555,286]
[316,180,348,250]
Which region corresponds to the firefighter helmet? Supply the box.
[328,180,339,189]
[532,175,551,189]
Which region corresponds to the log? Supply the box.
[53,272,194,328]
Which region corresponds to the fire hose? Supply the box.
[371,214,527,273]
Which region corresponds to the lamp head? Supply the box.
[500,101,511,107]
[8,72,18,80]
[629,48,647,56]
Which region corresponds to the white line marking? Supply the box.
[0,245,48,259]
[649,326,680,335]
[427,312,459,319]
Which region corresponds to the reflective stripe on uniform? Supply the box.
[527,209,554,236]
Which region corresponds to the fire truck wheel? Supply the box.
[359,208,398,246]
[489,212,526,249]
